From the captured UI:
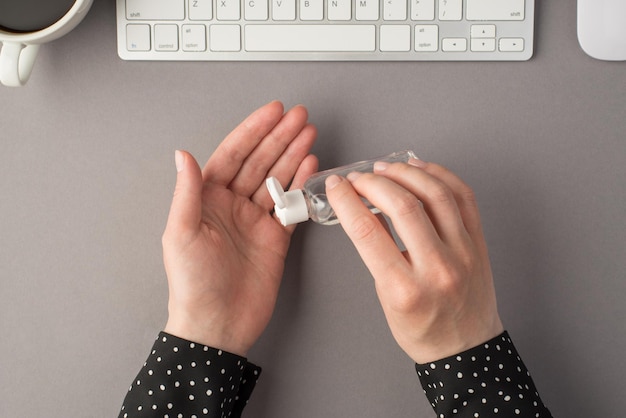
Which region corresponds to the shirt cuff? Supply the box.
[119,332,261,418]
[415,331,552,417]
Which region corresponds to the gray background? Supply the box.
[1,1,625,417]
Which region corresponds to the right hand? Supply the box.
[325,159,503,364]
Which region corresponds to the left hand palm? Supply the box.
[163,102,318,356]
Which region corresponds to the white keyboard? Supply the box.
[116,0,534,61]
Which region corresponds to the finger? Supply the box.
[229,106,312,197]
[249,122,317,205]
[262,123,317,188]
[288,154,319,191]
[417,161,485,245]
[251,138,320,210]
[325,175,409,280]
[202,100,285,185]
[165,150,204,239]
[371,161,469,246]
[343,172,443,268]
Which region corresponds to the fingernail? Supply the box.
[346,172,362,182]
[325,174,343,190]
[408,157,427,168]
[175,150,184,172]
[373,161,390,172]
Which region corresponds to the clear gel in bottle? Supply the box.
[265,150,417,226]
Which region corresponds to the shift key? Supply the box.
[126,0,185,20]
[466,0,524,21]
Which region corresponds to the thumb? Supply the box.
[325,174,400,278]
[166,150,203,235]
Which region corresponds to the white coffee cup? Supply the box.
[0,0,93,87]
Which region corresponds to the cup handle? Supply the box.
[0,43,41,87]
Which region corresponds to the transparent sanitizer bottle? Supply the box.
[266,150,417,226]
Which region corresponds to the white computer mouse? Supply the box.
[578,0,626,61]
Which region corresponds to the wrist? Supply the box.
[164,312,250,357]
[409,316,504,364]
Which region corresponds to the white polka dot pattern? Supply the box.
[119,331,550,417]
[415,332,552,418]
[119,333,261,418]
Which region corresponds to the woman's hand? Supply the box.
[163,101,318,357]
[326,159,503,364]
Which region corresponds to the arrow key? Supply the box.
[499,38,524,52]
[471,38,496,52]
[442,38,467,52]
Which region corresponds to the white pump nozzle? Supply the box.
[265,177,309,226]
[266,177,287,209]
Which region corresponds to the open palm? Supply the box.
[163,102,318,356]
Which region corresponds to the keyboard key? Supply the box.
[356,0,379,21]
[328,0,352,20]
[471,24,496,38]
[471,38,495,52]
[210,25,241,51]
[438,0,462,21]
[126,0,184,20]
[188,0,213,20]
[155,24,179,51]
[300,0,324,20]
[442,38,467,52]
[244,25,375,51]
[499,38,524,52]
[126,24,151,51]
[182,24,206,51]
[414,24,438,51]
[380,25,410,51]
[466,0,524,21]
[384,0,407,21]
[217,0,241,20]
[411,0,435,21]
[245,0,269,20]
[273,0,296,20]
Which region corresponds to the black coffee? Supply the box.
[0,0,76,33]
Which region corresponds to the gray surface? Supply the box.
[1,1,625,417]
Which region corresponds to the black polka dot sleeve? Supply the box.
[415,331,552,418]
[118,332,261,418]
